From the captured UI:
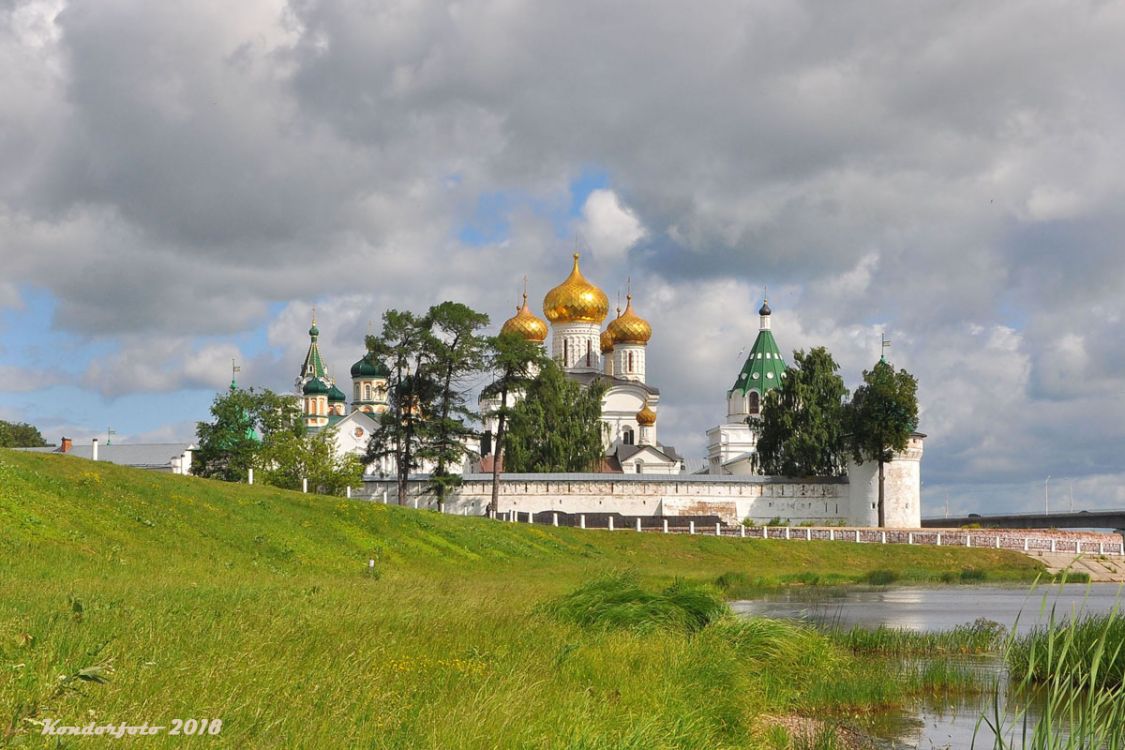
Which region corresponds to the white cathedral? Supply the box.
[291,252,795,477]
[482,252,682,474]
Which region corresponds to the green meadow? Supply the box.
[0,450,1044,748]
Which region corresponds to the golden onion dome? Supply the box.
[500,293,549,343]
[636,401,657,426]
[606,294,652,345]
[600,328,615,353]
[543,253,609,324]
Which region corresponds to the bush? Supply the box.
[862,569,898,586]
[715,571,751,590]
[541,572,728,634]
[959,568,987,582]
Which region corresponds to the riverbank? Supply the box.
[0,450,1045,748]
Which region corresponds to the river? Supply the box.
[733,583,1124,749]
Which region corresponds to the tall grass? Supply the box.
[831,618,1006,656]
[978,604,1125,748]
[0,450,1049,748]
[539,573,727,633]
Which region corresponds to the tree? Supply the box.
[365,303,491,508]
[256,426,364,495]
[0,420,48,448]
[504,360,607,473]
[845,359,919,527]
[756,347,848,477]
[194,388,297,481]
[480,332,549,514]
[365,310,433,505]
[418,302,490,510]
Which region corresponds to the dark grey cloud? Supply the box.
[1,0,1124,511]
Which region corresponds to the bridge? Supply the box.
[922,510,1125,532]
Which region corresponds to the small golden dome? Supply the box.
[600,328,615,353]
[606,294,652,345]
[500,293,549,343]
[636,401,657,426]
[543,253,610,324]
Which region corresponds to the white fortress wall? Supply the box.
[363,474,851,526]
[360,435,923,528]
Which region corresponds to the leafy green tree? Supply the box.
[193,388,295,481]
[504,360,606,473]
[481,332,549,514]
[257,427,364,495]
[0,420,48,448]
[845,359,919,527]
[418,302,490,510]
[757,347,848,477]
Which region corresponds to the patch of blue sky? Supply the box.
[0,384,214,442]
[0,286,116,373]
[454,166,613,246]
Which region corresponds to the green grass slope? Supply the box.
[0,450,1041,748]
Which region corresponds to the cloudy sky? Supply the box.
[2,0,1123,514]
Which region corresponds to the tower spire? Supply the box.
[230,358,241,392]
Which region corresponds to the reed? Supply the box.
[978,602,1125,748]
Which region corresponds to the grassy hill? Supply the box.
[0,450,1041,748]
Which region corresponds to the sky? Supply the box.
[2,0,1124,516]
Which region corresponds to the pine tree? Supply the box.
[418,301,490,510]
[365,310,433,505]
[481,332,549,514]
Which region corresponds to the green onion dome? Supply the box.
[302,377,329,395]
[327,382,347,402]
[350,352,391,378]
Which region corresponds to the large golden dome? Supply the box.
[543,253,609,324]
[636,401,657,426]
[500,293,549,343]
[606,294,652,345]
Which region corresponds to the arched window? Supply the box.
[364,384,372,401]
[623,428,635,445]
[635,460,643,474]
[748,391,760,415]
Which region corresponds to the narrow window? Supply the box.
[586,340,591,367]
[748,391,760,415]
[564,339,570,364]
[623,428,634,445]
[628,352,634,372]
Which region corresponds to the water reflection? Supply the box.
[732,584,1124,748]
[732,583,1124,634]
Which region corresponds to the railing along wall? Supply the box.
[490,510,1125,556]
